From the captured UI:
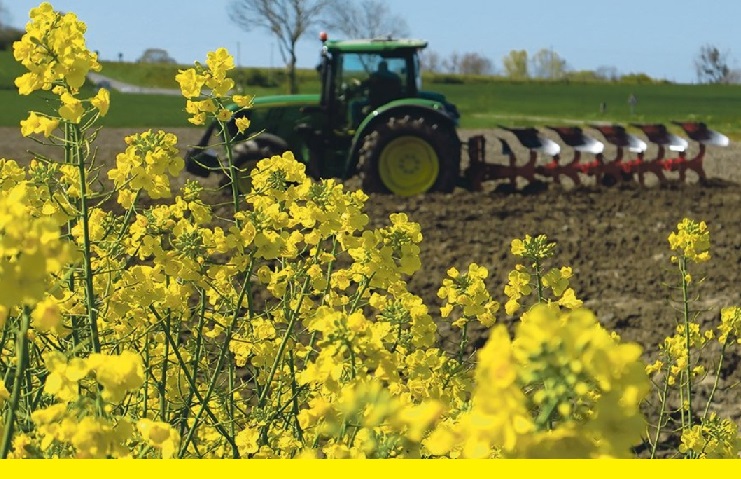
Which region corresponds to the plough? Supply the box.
[464,121,730,192]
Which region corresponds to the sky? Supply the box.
[4,0,740,84]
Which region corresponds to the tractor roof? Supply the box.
[324,38,428,53]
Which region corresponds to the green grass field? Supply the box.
[434,81,741,131]
[2,50,740,138]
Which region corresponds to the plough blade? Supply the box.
[590,124,646,153]
[547,126,604,154]
[463,122,730,192]
[500,126,560,156]
[632,123,688,152]
[536,126,604,187]
[672,121,729,146]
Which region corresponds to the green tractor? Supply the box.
[185,33,463,196]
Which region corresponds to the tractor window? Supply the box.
[340,53,409,127]
[340,54,407,90]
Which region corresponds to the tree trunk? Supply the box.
[287,50,298,94]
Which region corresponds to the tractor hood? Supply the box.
[252,94,320,108]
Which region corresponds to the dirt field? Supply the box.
[3,125,741,453]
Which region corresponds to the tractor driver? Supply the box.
[349,60,403,125]
[365,60,403,107]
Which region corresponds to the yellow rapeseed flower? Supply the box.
[88,350,145,402]
[0,379,9,405]
[235,116,251,134]
[718,306,741,345]
[668,218,710,263]
[90,87,110,116]
[31,295,66,335]
[58,91,85,123]
[20,111,59,137]
[137,419,181,459]
[175,68,206,99]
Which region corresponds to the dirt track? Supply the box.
[3,126,741,451]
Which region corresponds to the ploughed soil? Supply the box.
[3,126,741,455]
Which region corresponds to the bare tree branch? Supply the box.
[420,50,442,73]
[324,0,410,39]
[227,0,331,93]
[694,44,731,84]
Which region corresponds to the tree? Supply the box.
[502,49,529,79]
[726,70,741,84]
[530,48,568,79]
[420,50,442,73]
[442,52,460,74]
[694,44,731,84]
[228,0,331,94]
[324,0,409,39]
[459,52,493,75]
[137,48,176,64]
[595,65,620,82]
[422,51,493,76]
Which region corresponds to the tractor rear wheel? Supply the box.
[359,115,460,196]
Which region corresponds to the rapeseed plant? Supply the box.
[0,1,738,460]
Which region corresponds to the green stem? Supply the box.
[178,290,207,438]
[257,274,312,408]
[680,257,693,428]
[177,270,253,458]
[349,275,373,314]
[67,121,101,353]
[649,360,672,459]
[458,322,469,365]
[221,121,241,220]
[65,242,81,351]
[344,338,357,379]
[151,307,240,458]
[228,352,236,441]
[159,307,170,421]
[0,307,31,458]
[534,396,558,431]
[534,258,543,303]
[143,334,149,419]
[287,350,303,443]
[703,341,727,420]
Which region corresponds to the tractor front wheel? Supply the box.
[359,115,460,196]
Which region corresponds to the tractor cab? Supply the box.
[316,35,427,132]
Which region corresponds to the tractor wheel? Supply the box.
[358,115,461,196]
